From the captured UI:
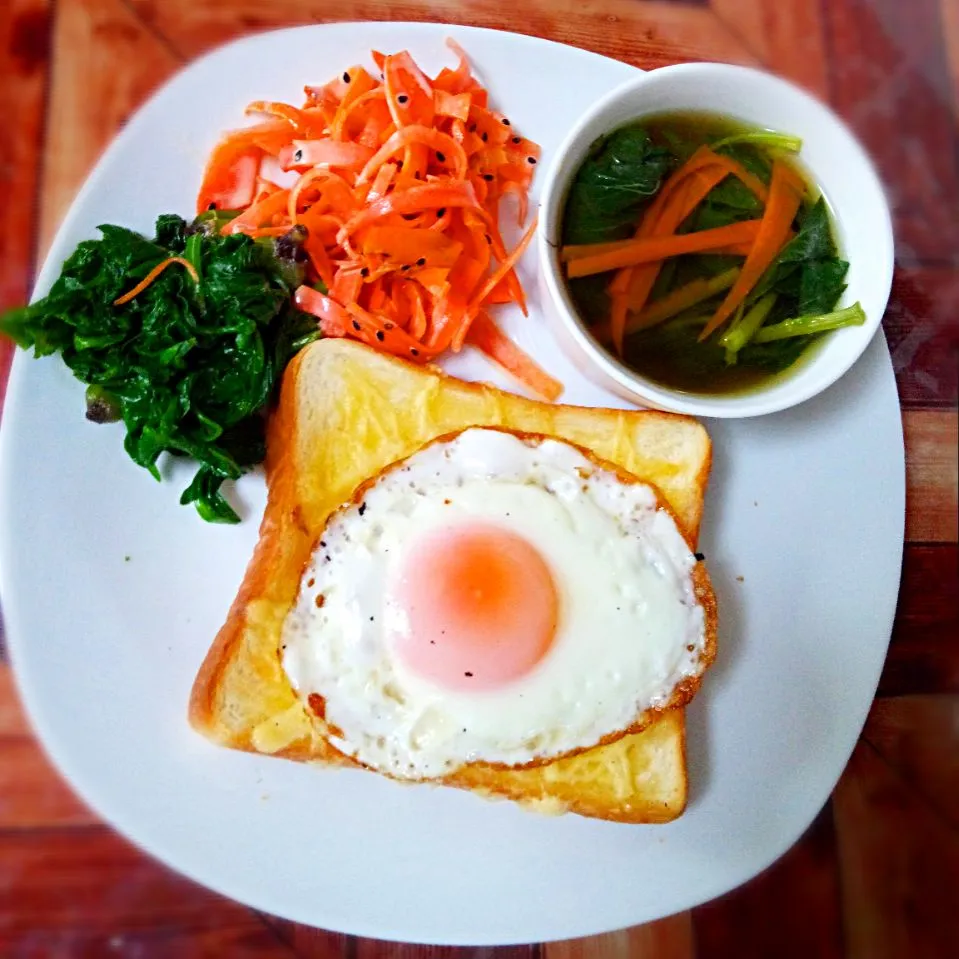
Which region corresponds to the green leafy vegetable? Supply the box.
[0,214,320,523]
[750,197,848,313]
[562,126,673,245]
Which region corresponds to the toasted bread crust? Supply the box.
[189,339,715,821]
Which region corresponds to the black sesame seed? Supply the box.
[416,257,426,266]
[430,640,435,645]
[436,151,446,162]
[436,207,446,217]
[527,156,537,164]
[320,540,327,547]
[358,502,367,516]
[207,201,217,211]
[293,150,304,163]
[397,94,409,104]
[370,615,374,621]
[481,132,488,142]
[502,117,511,125]
[342,71,351,83]
[464,671,473,677]
[410,347,420,357]
[401,263,411,271]
[360,266,370,277]
[482,173,494,182]
[351,319,361,331]
[484,233,491,243]
[512,136,521,144]
[375,330,385,342]
[695,552,705,562]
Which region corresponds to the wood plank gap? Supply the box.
[0,822,106,839]
[858,734,959,836]
[709,4,768,65]
[117,0,187,63]
[249,911,302,957]
[24,0,56,293]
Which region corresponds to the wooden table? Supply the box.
[1,1,957,956]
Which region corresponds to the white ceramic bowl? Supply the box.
[537,62,895,417]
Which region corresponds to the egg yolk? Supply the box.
[390,522,558,690]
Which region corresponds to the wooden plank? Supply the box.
[0,825,285,953]
[37,0,182,262]
[0,0,52,412]
[881,545,959,696]
[544,913,693,959]
[692,805,844,959]
[832,737,959,959]
[821,0,959,264]
[0,920,289,957]
[0,0,51,309]
[256,914,352,958]
[0,737,97,829]
[862,695,959,828]
[903,410,959,543]
[353,939,535,958]
[942,0,959,114]
[884,267,959,409]
[712,0,829,97]
[128,0,758,70]
[0,663,30,737]
[0,664,97,827]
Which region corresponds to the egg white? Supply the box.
[281,428,709,780]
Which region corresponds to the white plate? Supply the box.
[0,22,904,946]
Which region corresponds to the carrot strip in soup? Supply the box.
[699,161,804,339]
[566,220,761,278]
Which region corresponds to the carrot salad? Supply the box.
[195,40,560,400]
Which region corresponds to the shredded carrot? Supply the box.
[699,161,804,339]
[196,43,550,397]
[113,257,199,306]
[467,312,563,401]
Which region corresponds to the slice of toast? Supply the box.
[190,338,713,822]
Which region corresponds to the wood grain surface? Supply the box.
[1,1,957,956]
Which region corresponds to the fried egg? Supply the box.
[281,428,714,780]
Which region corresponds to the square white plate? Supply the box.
[0,22,904,946]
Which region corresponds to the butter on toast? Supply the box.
[189,339,713,822]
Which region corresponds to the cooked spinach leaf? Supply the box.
[749,197,848,315]
[562,126,673,245]
[0,214,320,523]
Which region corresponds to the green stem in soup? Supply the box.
[720,292,778,358]
[711,131,803,153]
[629,267,741,335]
[751,301,866,343]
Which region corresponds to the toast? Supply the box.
[190,338,713,822]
